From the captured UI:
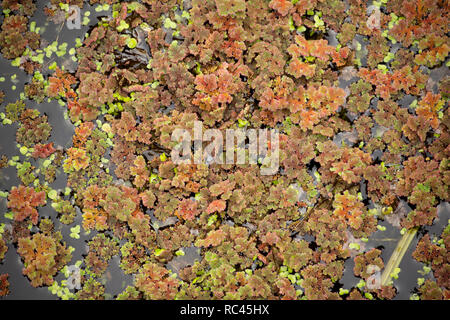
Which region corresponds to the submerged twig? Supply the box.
[380,227,418,286]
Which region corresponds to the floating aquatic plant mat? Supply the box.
[0,0,449,301]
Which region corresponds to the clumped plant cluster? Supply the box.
[0,0,448,300]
